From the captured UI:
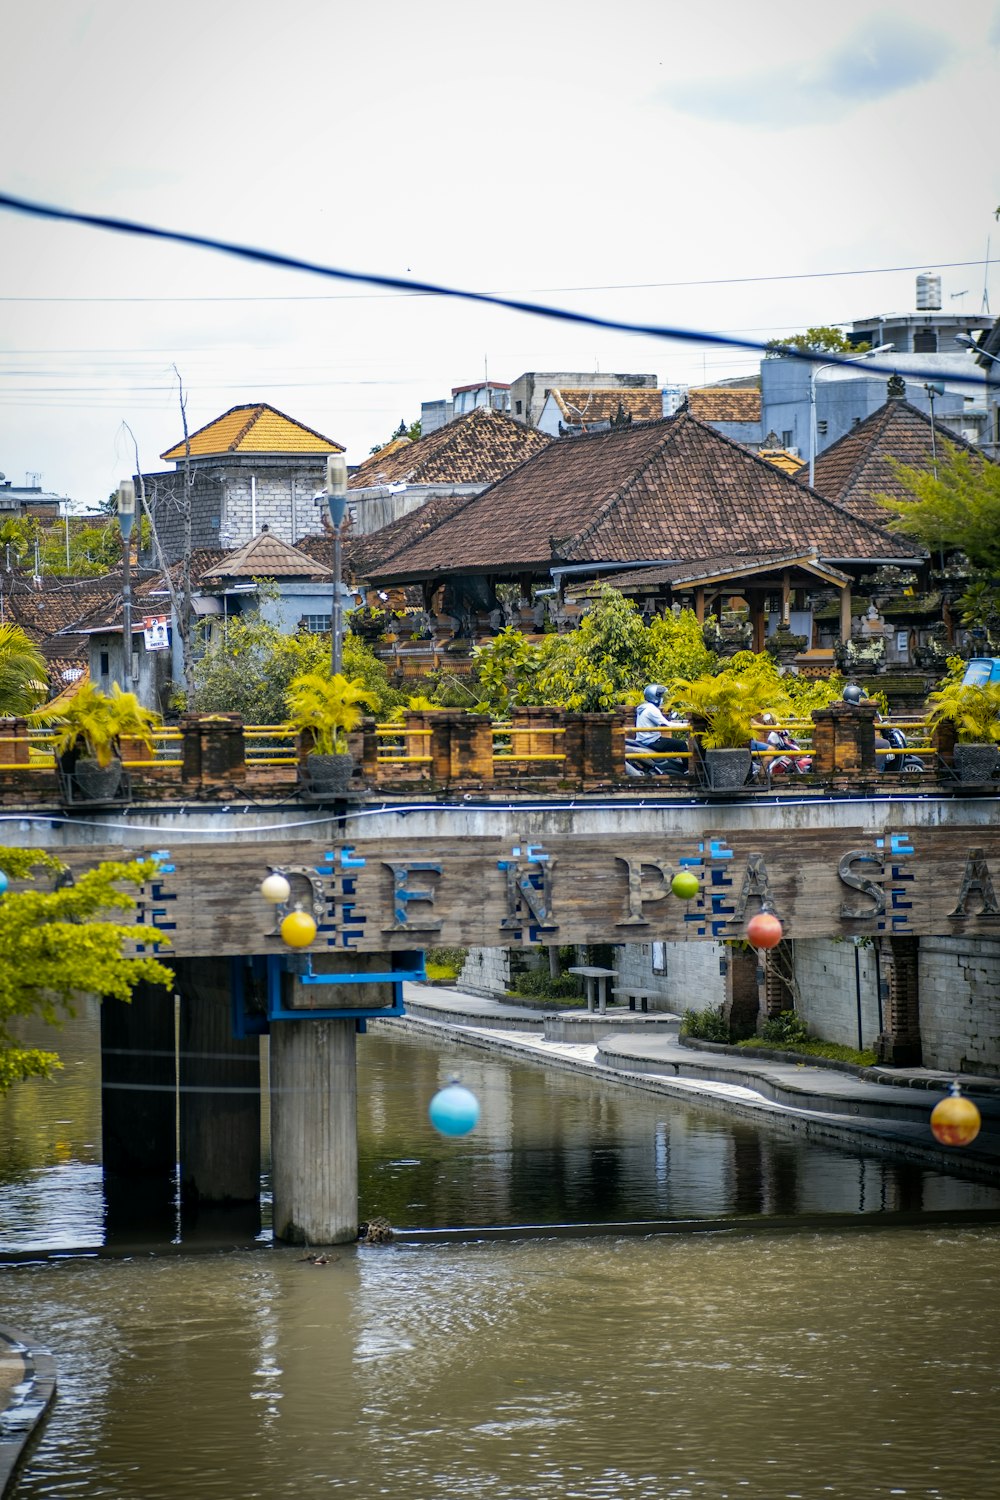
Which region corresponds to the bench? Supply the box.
[566,966,617,1014]
[611,987,656,1014]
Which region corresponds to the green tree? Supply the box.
[878,446,1000,574]
[369,417,421,455]
[765,327,869,358]
[187,608,400,723]
[0,623,48,715]
[0,848,172,1090]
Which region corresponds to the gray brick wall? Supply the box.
[794,939,881,1049]
[919,937,1000,1076]
[616,941,725,1014]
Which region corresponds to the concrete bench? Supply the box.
[611,987,656,1013]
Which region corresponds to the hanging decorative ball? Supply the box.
[930,1082,981,1147]
[671,870,700,900]
[280,907,317,949]
[428,1080,481,1137]
[0,870,7,898]
[260,872,291,905]
[746,911,783,949]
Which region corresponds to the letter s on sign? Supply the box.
[838,849,885,920]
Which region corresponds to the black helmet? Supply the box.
[643,684,665,705]
[843,683,864,706]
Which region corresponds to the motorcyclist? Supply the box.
[634,684,689,771]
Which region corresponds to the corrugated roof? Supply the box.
[798,396,987,525]
[368,411,917,584]
[688,387,761,423]
[161,403,344,460]
[348,405,550,489]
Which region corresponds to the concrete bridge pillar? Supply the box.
[100,978,176,1185]
[269,1017,358,1245]
[175,957,261,1208]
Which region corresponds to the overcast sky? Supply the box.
[2,0,998,508]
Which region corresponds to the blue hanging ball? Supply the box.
[428,1082,480,1137]
[0,870,7,897]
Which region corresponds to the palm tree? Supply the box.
[0,625,48,716]
[285,672,377,755]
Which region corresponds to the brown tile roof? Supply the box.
[348,405,550,489]
[547,388,664,425]
[688,387,761,423]
[199,529,331,580]
[590,549,851,593]
[347,492,480,578]
[2,570,147,660]
[161,403,343,461]
[796,397,988,525]
[369,411,918,584]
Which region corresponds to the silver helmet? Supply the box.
[643,684,665,705]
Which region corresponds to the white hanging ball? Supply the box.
[260,873,291,905]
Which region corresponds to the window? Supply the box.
[913,328,938,353]
[303,614,332,633]
[651,942,667,976]
[99,651,110,678]
[781,430,793,448]
[817,419,828,436]
[515,399,523,415]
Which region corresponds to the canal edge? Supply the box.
[0,1324,56,1498]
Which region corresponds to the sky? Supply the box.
[1,0,998,509]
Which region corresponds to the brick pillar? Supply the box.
[930,717,956,769]
[181,713,246,787]
[359,714,379,782]
[424,710,494,788]
[0,717,30,766]
[810,702,877,777]
[723,944,761,1039]
[875,935,922,1066]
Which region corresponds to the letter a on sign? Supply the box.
[949,848,1000,919]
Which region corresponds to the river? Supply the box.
[2,1005,1000,1498]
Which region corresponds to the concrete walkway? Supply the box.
[401,983,1000,1181]
[0,1327,56,1498]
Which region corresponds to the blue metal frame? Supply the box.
[231,951,425,1036]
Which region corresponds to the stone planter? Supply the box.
[704,747,752,789]
[73,757,124,803]
[954,743,999,782]
[301,751,355,797]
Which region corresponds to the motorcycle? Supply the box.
[766,728,812,777]
[624,731,689,778]
[879,723,924,775]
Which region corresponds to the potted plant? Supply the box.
[286,670,377,797]
[926,678,1000,782]
[668,673,790,789]
[46,682,160,804]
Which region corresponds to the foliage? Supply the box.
[926,676,1000,744]
[41,682,160,767]
[765,327,869,357]
[423,946,468,983]
[739,1035,876,1067]
[369,417,421,454]
[509,969,584,1002]
[285,671,378,754]
[0,848,172,1090]
[0,624,48,715]
[877,446,1000,573]
[758,1010,809,1046]
[474,591,715,714]
[679,1006,731,1043]
[667,669,792,749]
[186,608,401,724]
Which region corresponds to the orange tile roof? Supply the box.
[758,448,803,476]
[161,404,344,461]
[688,387,761,423]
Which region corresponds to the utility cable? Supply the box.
[0,190,991,389]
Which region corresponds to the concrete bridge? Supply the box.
[3,702,998,1245]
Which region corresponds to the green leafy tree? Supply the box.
[187,608,400,723]
[0,624,48,715]
[765,327,869,358]
[369,417,421,455]
[878,447,1000,574]
[0,848,172,1090]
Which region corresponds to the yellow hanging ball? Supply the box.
[280,908,317,949]
[930,1084,981,1147]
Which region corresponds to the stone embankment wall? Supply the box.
[917,937,1000,1076]
[794,939,882,1049]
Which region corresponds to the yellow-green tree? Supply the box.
[0,624,48,715]
[0,849,172,1090]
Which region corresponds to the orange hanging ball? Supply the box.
[280,908,317,949]
[746,912,783,949]
[930,1084,982,1147]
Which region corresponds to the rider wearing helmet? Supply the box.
[635,684,689,763]
[842,683,865,706]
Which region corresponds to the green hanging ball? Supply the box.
[671,870,700,900]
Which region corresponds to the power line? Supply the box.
[0,190,992,388]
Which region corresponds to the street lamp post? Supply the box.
[117,479,137,688]
[808,343,894,487]
[324,454,348,676]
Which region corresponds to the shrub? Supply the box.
[758,1010,809,1046]
[680,1006,731,1043]
[510,970,583,1001]
[423,947,468,983]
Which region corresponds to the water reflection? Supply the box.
[2,1013,1000,1258]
